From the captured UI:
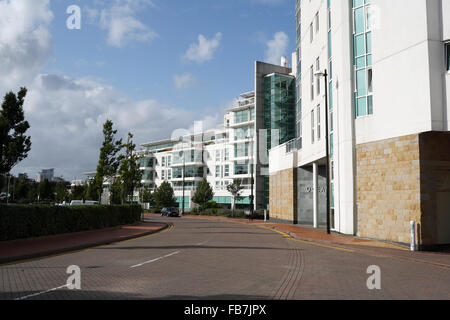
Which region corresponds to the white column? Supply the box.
[313,162,318,229]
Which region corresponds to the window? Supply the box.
[234,110,249,124]
[311,110,315,144]
[353,0,373,118]
[216,150,221,162]
[224,165,230,177]
[161,157,166,167]
[234,161,249,175]
[215,166,221,178]
[446,42,450,71]
[317,105,321,140]
[315,12,319,33]
[167,156,171,166]
[161,170,165,180]
[224,148,229,161]
[168,170,172,180]
[310,22,314,43]
[316,57,320,95]
[310,65,314,100]
[234,143,249,158]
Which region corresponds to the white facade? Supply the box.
[270,0,450,235]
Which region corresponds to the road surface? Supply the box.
[1,216,449,300]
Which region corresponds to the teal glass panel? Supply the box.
[354,7,365,34]
[368,96,373,115]
[356,69,367,96]
[354,34,365,57]
[357,97,367,117]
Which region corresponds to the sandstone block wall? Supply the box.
[269,168,297,223]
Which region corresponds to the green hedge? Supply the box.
[187,208,265,220]
[0,205,142,242]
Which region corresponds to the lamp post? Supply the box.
[246,134,254,220]
[315,69,331,235]
[179,137,185,216]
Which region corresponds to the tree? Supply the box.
[192,178,214,209]
[0,88,32,175]
[140,185,153,204]
[93,120,122,203]
[117,133,142,203]
[227,179,245,212]
[109,178,123,205]
[71,185,87,201]
[38,179,53,202]
[13,176,29,203]
[153,181,177,208]
[55,181,69,203]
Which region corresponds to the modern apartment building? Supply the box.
[136,59,296,211]
[269,0,450,249]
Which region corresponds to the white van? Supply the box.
[70,200,99,206]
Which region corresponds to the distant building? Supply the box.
[36,169,54,183]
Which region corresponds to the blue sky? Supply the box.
[1,0,295,180]
[48,0,295,110]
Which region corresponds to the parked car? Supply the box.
[161,207,180,217]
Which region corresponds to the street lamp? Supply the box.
[314,69,331,235]
[246,135,254,220]
[179,137,186,216]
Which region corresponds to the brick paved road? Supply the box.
[0,216,449,300]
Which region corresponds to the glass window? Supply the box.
[215,166,220,178]
[224,165,230,177]
[446,43,450,71]
[234,162,249,175]
[216,150,221,162]
[234,143,249,158]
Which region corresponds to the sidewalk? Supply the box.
[0,221,169,265]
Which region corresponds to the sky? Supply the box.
[1,0,295,181]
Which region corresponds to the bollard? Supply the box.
[264,210,267,222]
[410,221,416,252]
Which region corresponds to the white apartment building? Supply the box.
[136,57,296,211]
[269,0,450,249]
[136,92,257,211]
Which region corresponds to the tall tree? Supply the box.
[71,185,87,201]
[0,88,32,175]
[38,179,53,202]
[192,178,214,209]
[93,120,122,203]
[227,179,245,212]
[140,185,153,204]
[55,181,69,203]
[117,133,142,203]
[153,181,177,208]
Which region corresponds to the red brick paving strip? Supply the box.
[0,222,169,264]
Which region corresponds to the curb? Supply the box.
[0,223,171,265]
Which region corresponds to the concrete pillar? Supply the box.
[313,162,318,228]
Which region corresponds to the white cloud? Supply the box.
[0,0,222,180]
[0,0,53,90]
[264,31,289,65]
[183,32,222,64]
[174,73,197,90]
[88,0,158,47]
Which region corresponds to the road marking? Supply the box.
[258,226,355,253]
[0,224,174,268]
[196,240,210,246]
[14,284,69,300]
[130,251,180,269]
